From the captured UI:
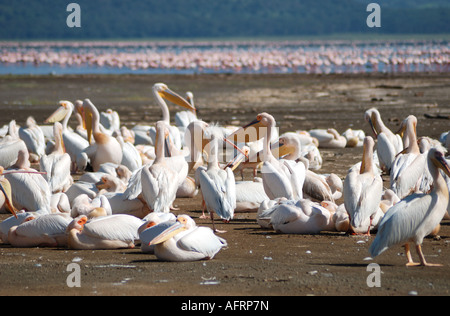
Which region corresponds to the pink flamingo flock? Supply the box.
[0,40,448,74]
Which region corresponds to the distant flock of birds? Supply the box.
[0,82,450,265]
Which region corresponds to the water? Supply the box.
[0,40,448,75]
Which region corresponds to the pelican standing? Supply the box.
[228,113,305,201]
[370,148,450,267]
[151,83,196,150]
[344,136,383,235]
[80,99,123,172]
[40,122,73,193]
[198,132,237,232]
[390,115,427,199]
[140,215,227,262]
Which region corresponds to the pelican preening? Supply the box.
[2,83,450,269]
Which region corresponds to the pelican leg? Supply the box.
[210,212,226,234]
[199,199,208,219]
[405,244,420,267]
[416,244,443,267]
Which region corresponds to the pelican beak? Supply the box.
[225,147,249,171]
[227,118,266,144]
[270,140,292,159]
[84,106,94,145]
[395,121,407,138]
[367,117,378,139]
[45,102,70,124]
[159,87,196,113]
[435,151,450,178]
[0,178,18,218]
[95,177,108,190]
[148,219,187,246]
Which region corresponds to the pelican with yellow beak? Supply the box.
[228,113,306,202]
[344,136,383,235]
[370,148,450,267]
[80,99,123,172]
[390,115,428,199]
[151,83,196,151]
[364,108,403,174]
[140,214,227,262]
[45,101,89,172]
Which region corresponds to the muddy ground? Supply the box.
[0,73,449,297]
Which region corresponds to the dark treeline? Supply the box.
[0,0,449,40]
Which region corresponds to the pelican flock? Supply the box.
[0,82,449,269]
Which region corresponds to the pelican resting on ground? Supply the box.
[67,214,143,250]
[344,136,383,235]
[8,213,72,248]
[369,148,450,267]
[138,212,177,254]
[140,215,227,262]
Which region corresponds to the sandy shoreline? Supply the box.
[0,72,449,296]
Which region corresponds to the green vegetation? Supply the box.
[0,0,449,40]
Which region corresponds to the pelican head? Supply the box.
[271,134,301,159]
[148,215,195,246]
[227,113,276,144]
[225,146,250,171]
[430,148,450,177]
[396,115,417,138]
[67,215,88,233]
[45,101,74,124]
[153,83,196,113]
[364,108,381,138]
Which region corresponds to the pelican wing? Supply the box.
[6,172,51,212]
[390,154,426,199]
[123,166,145,200]
[235,181,269,204]
[369,194,432,257]
[376,132,400,172]
[41,153,72,193]
[0,140,27,169]
[270,204,302,228]
[199,168,235,221]
[261,161,294,200]
[15,214,71,238]
[177,227,227,259]
[84,215,143,243]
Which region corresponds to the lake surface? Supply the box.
[0,40,448,75]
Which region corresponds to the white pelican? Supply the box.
[0,121,28,170]
[0,167,19,217]
[150,83,196,150]
[228,113,306,202]
[5,149,51,213]
[8,213,72,248]
[39,122,73,193]
[45,101,89,172]
[369,148,450,267]
[18,116,46,161]
[1,212,32,243]
[198,132,236,232]
[138,212,177,254]
[125,121,180,214]
[67,214,143,250]
[270,199,336,234]
[390,115,427,199]
[80,99,123,172]
[71,194,112,219]
[364,108,403,173]
[342,128,365,147]
[95,174,128,195]
[344,136,383,235]
[309,128,347,148]
[140,214,227,262]
[175,91,198,136]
